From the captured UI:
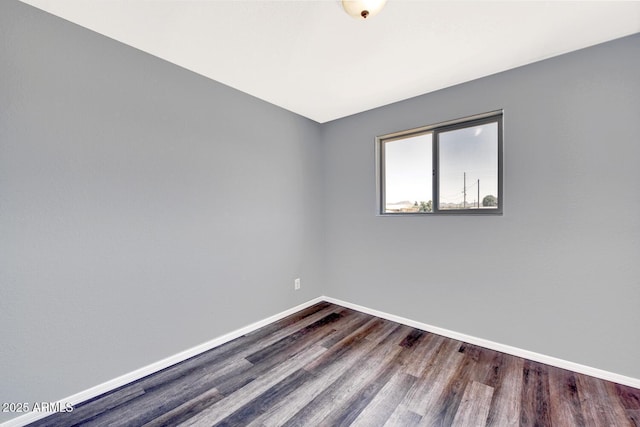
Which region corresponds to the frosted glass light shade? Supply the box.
[342,0,387,20]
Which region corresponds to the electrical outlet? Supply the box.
[294,278,301,290]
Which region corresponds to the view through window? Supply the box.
[378,112,502,215]
[383,133,432,213]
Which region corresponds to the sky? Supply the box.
[384,122,498,209]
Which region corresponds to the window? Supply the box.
[377,111,503,215]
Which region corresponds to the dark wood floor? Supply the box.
[29,302,640,426]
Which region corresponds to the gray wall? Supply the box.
[0,1,324,422]
[2,0,639,422]
[323,33,640,380]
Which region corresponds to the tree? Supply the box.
[482,195,497,207]
[418,200,433,213]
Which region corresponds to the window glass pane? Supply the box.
[438,122,498,210]
[384,133,432,213]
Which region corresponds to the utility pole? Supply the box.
[477,179,480,208]
[463,172,466,208]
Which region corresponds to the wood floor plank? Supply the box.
[212,312,339,398]
[141,388,224,427]
[27,385,146,427]
[246,318,399,427]
[120,302,340,407]
[482,352,523,426]
[162,303,335,383]
[402,338,465,417]
[628,409,640,427]
[212,368,314,426]
[399,328,425,348]
[547,366,586,427]
[616,383,640,410]
[244,311,343,365]
[177,344,327,426]
[281,325,410,426]
[242,301,335,342]
[81,358,253,427]
[577,373,634,427]
[232,302,340,360]
[450,381,494,427]
[350,372,417,426]
[317,326,417,427]
[402,332,441,378]
[361,318,402,344]
[519,359,552,426]
[27,302,640,427]
[316,309,373,349]
[384,405,423,427]
[304,317,395,373]
[413,355,467,426]
[418,342,496,427]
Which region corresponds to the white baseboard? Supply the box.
[0,297,325,427]
[322,296,640,390]
[4,294,638,427]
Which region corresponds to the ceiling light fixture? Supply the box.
[342,0,387,20]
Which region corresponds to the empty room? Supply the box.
[1,0,639,426]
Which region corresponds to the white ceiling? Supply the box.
[20,0,640,123]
